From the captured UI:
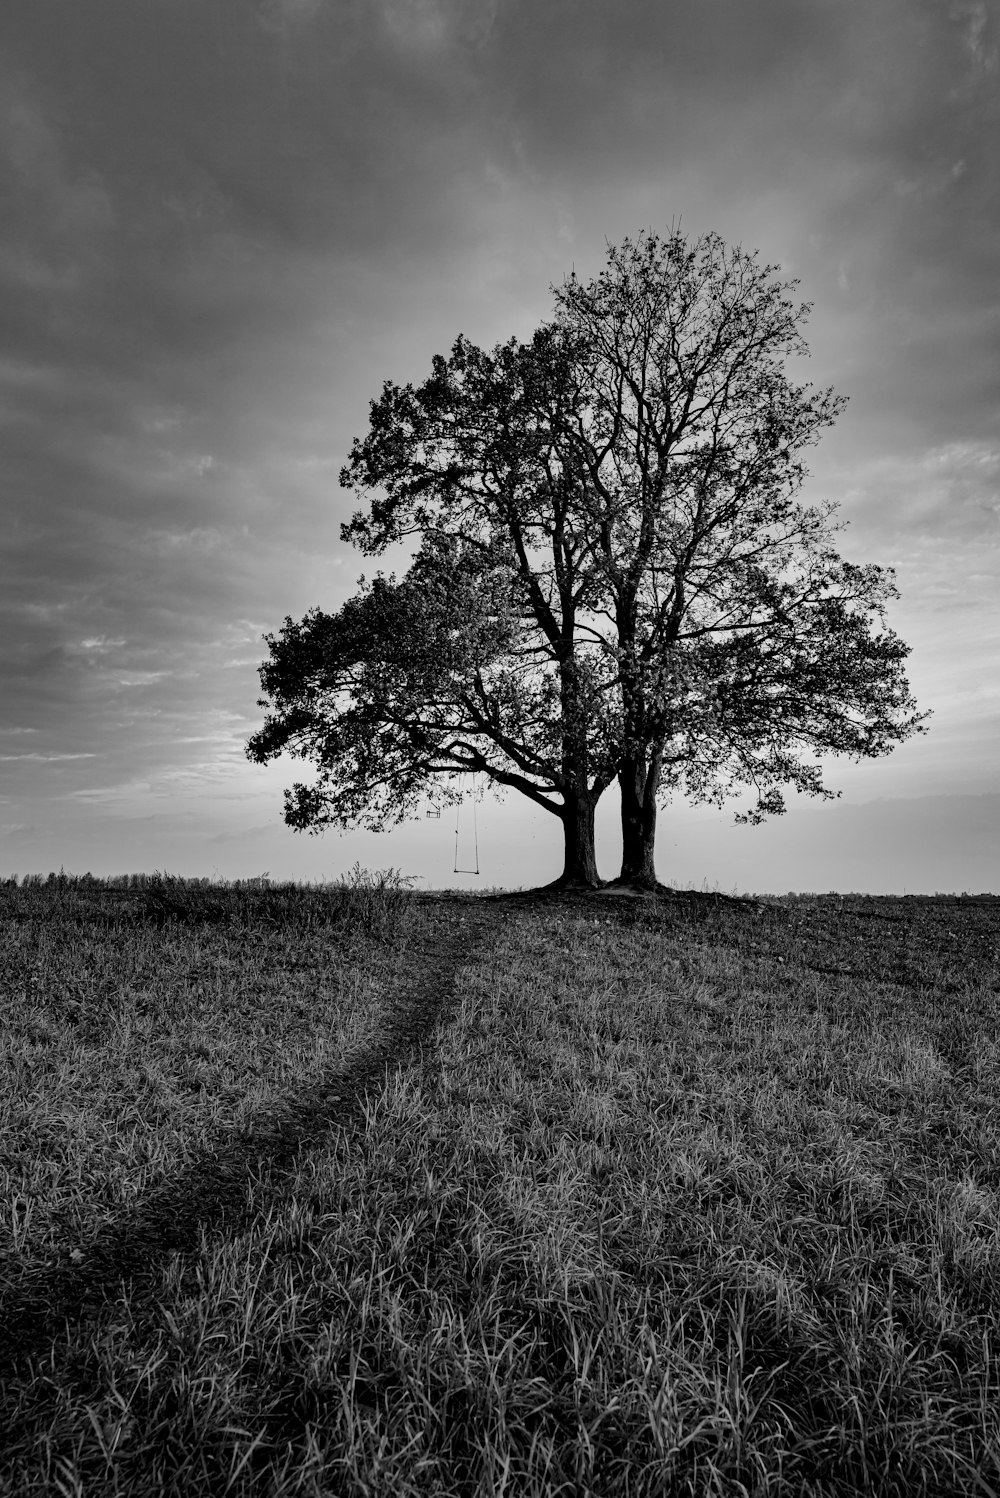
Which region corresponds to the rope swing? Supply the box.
[453,772,480,875]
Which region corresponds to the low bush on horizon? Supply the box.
[1,877,998,1495]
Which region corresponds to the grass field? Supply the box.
[1,871,998,1496]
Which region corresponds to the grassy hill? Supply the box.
[1,872,998,1496]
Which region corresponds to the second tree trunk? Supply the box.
[617,753,660,887]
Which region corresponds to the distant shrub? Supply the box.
[131,864,414,942]
[0,867,416,946]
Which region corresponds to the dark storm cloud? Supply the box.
[0,0,996,875]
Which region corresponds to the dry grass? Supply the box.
[1,874,998,1495]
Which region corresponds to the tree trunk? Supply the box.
[551,792,601,888]
[547,647,603,888]
[616,752,660,888]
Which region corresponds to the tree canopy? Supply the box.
[248,228,927,887]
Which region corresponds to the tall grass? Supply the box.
[0,869,416,1280]
[1,880,998,1494]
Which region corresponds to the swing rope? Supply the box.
[453,772,480,875]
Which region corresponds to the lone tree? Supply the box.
[248,228,926,888]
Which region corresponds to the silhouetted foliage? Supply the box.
[249,229,927,887]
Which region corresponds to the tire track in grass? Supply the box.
[0,899,497,1382]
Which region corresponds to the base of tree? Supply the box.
[601,876,668,896]
[539,873,606,892]
[534,875,675,896]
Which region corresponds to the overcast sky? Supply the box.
[1,0,997,892]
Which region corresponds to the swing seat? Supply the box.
[452,772,481,875]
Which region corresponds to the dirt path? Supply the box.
[0,899,497,1382]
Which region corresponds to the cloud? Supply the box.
[76,637,126,654]
[0,752,96,762]
[838,441,1000,544]
[946,0,998,88]
[0,70,114,295]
